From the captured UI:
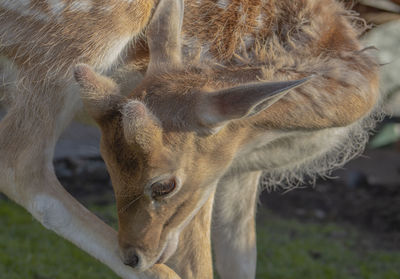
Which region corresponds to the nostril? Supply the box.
[124,254,139,268]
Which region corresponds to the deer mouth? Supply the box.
[156,233,179,264]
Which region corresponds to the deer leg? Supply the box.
[166,192,215,279]
[212,171,262,279]
[0,81,179,279]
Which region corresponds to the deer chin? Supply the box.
[156,232,179,264]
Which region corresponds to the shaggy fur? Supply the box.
[128,0,383,190]
[0,1,183,279]
[0,0,154,85]
[0,0,383,278]
[72,1,382,278]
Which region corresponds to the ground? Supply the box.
[0,120,399,278]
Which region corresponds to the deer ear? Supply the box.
[74,64,125,121]
[197,77,311,127]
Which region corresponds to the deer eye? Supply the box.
[151,178,176,198]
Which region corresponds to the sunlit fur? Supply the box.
[74,0,382,278]
[0,0,383,279]
[0,1,182,279]
[128,0,382,190]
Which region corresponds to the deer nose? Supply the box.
[119,238,144,269]
[124,253,140,268]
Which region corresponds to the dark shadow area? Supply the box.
[261,147,400,250]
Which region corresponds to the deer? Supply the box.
[73,0,381,278]
[0,0,381,279]
[0,0,182,278]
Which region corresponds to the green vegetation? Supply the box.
[0,199,118,279]
[0,199,399,279]
[256,211,400,279]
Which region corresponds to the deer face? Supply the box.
[100,97,236,270]
[74,65,239,270]
[75,0,309,271]
[101,102,233,271]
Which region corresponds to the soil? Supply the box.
[260,148,400,249]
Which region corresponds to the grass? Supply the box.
[0,199,399,279]
[0,199,118,279]
[256,211,400,279]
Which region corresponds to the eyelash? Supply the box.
[151,178,177,198]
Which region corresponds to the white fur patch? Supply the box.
[30,194,72,232]
[216,0,230,9]
[47,0,66,16]
[0,0,31,11]
[0,0,49,21]
[256,13,264,30]
[70,0,93,13]
[243,34,254,48]
[98,4,113,14]
[98,36,132,70]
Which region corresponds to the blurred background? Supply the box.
[1,0,400,278]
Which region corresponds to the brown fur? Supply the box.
[0,1,182,279]
[127,0,379,132]
[0,0,155,84]
[74,0,381,278]
[1,0,382,278]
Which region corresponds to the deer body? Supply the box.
[1,0,380,279]
[75,0,380,278]
[0,1,182,279]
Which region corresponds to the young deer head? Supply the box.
[74,0,309,271]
